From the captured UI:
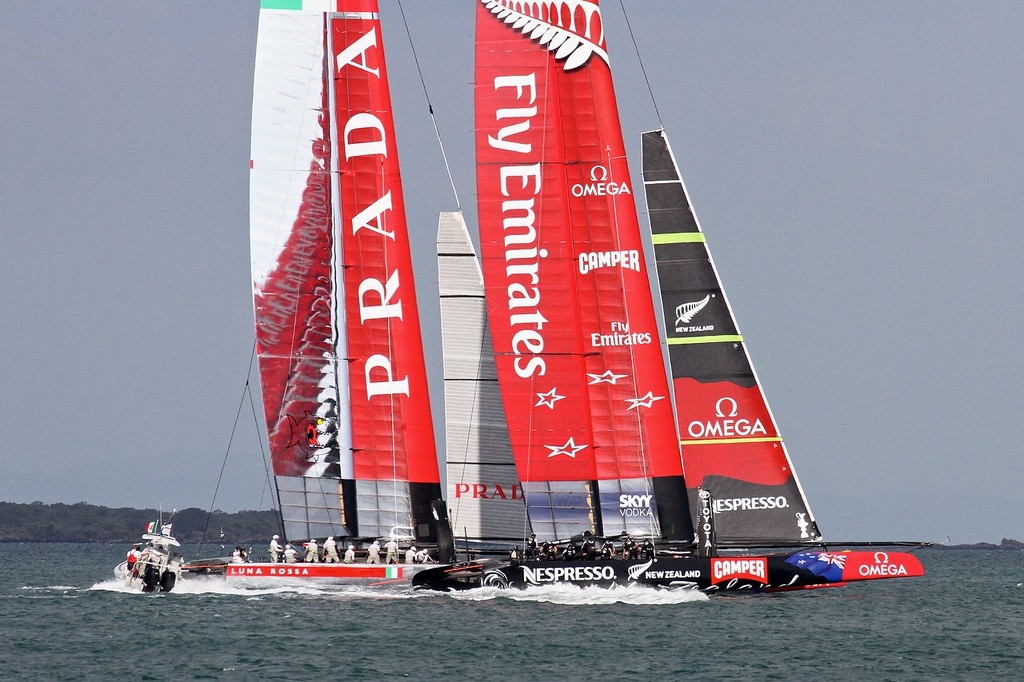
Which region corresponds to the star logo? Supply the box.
[544,437,588,459]
[625,392,665,410]
[586,370,628,385]
[535,388,565,409]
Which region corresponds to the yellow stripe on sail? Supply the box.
[680,436,783,446]
[651,232,706,245]
[667,334,743,345]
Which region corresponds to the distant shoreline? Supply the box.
[2,501,1018,548]
[0,501,277,545]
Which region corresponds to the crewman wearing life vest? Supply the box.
[126,544,142,575]
[344,544,356,563]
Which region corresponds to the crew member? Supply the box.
[126,544,142,575]
[525,533,538,560]
[284,544,298,563]
[384,538,399,564]
[269,534,282,563]
[344,544,356,563]
[405,545,417,564]
[304,537,319,563]
[323,536,340,563]
[366,539,381,564]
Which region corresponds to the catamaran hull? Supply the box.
[413,551,924,593]
[222,562,431,588]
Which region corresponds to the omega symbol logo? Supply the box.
[715,397,739,418]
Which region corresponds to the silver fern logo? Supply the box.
[481,0,609,71]
[675,295,711,326]
[627,559,654,581]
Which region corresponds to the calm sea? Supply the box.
[1,544,1021,680]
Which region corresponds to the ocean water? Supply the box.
[2,545,1022,680]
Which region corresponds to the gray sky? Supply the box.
[2,1,1021,544]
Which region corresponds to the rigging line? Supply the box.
[197,367,254,557]
[396,0,463,212]
[618,0,663,129]
[245,335,285,539]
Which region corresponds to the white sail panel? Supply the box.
[251,10,330,287]
[438,212,526,543]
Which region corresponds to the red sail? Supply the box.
[251,1,439,542]
[474,1,682,494]
[330,4,437,485]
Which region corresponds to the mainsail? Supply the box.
[642,129,822,546]
[250,0,440,542]
[474,0,693,542]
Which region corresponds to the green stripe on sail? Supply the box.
[667,334,744,345]
[261,0,303,9]
[652,232,706,245]
[680,437,783,446]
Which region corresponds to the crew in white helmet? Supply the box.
[323,536,340,563]
[366,539,381,564]
[304,537,319,563]
[343,544,356,564]
[269,534,282,563]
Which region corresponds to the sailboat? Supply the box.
[413,0,925,592]
[222,0,454,585]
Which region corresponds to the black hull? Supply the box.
[413,550,924,593]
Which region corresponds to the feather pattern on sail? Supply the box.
[481,0,609,70]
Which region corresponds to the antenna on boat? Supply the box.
[618,0,664,129]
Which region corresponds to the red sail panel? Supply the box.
[674,379,789,487]
[330,4,438,484]
[475,1,682,485]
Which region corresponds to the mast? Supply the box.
[641,129,822,547]
[474,0,692,542]
[250,0,441,543]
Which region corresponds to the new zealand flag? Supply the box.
[785,551,847,582]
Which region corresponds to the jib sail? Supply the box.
[642,129,821,547]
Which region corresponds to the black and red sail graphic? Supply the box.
[475,0,690,540]
[251,1,439,542]
[642,129,820,546]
